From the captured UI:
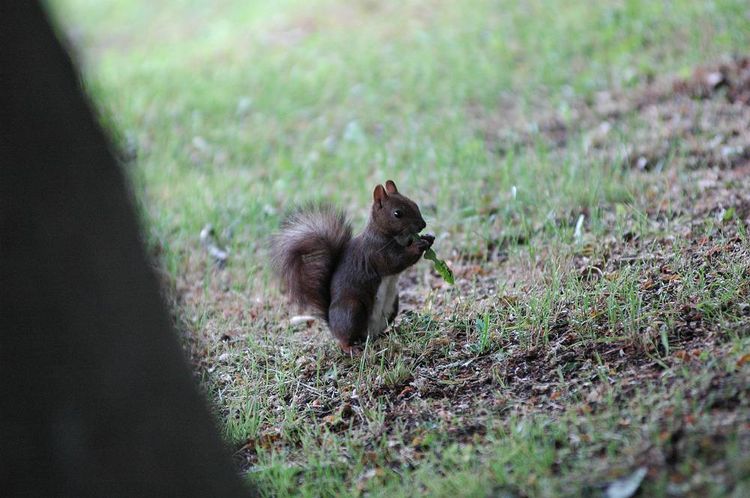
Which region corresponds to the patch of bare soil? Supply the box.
[476,56,750,172]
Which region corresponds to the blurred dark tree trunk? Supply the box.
[0,3,254,496]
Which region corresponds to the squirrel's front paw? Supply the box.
[420,234,435,247]
[408,240,427,255]
[414,234,434,252]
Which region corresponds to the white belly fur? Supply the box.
[367,274,400,338]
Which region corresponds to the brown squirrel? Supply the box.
[271,180,434,353]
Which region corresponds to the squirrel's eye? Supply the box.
[393,209,403,218]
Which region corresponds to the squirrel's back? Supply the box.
[271,204,352,320]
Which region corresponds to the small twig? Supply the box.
[295,378,324,397]
[434,357,476,371]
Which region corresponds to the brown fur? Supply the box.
[270,204,351,320]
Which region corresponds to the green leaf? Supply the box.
[424,247,455,285]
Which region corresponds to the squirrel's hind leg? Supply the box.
[328,297,369,351]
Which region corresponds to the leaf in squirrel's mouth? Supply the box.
[423,247,455,285]
[412,233,454,285]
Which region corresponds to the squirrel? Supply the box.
[271,180,434,353]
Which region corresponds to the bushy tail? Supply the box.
[271,204,352,320]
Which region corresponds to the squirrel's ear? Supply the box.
[373,184,387,208]
[385,180,399,194]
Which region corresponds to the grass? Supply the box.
[50,0,750,496]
